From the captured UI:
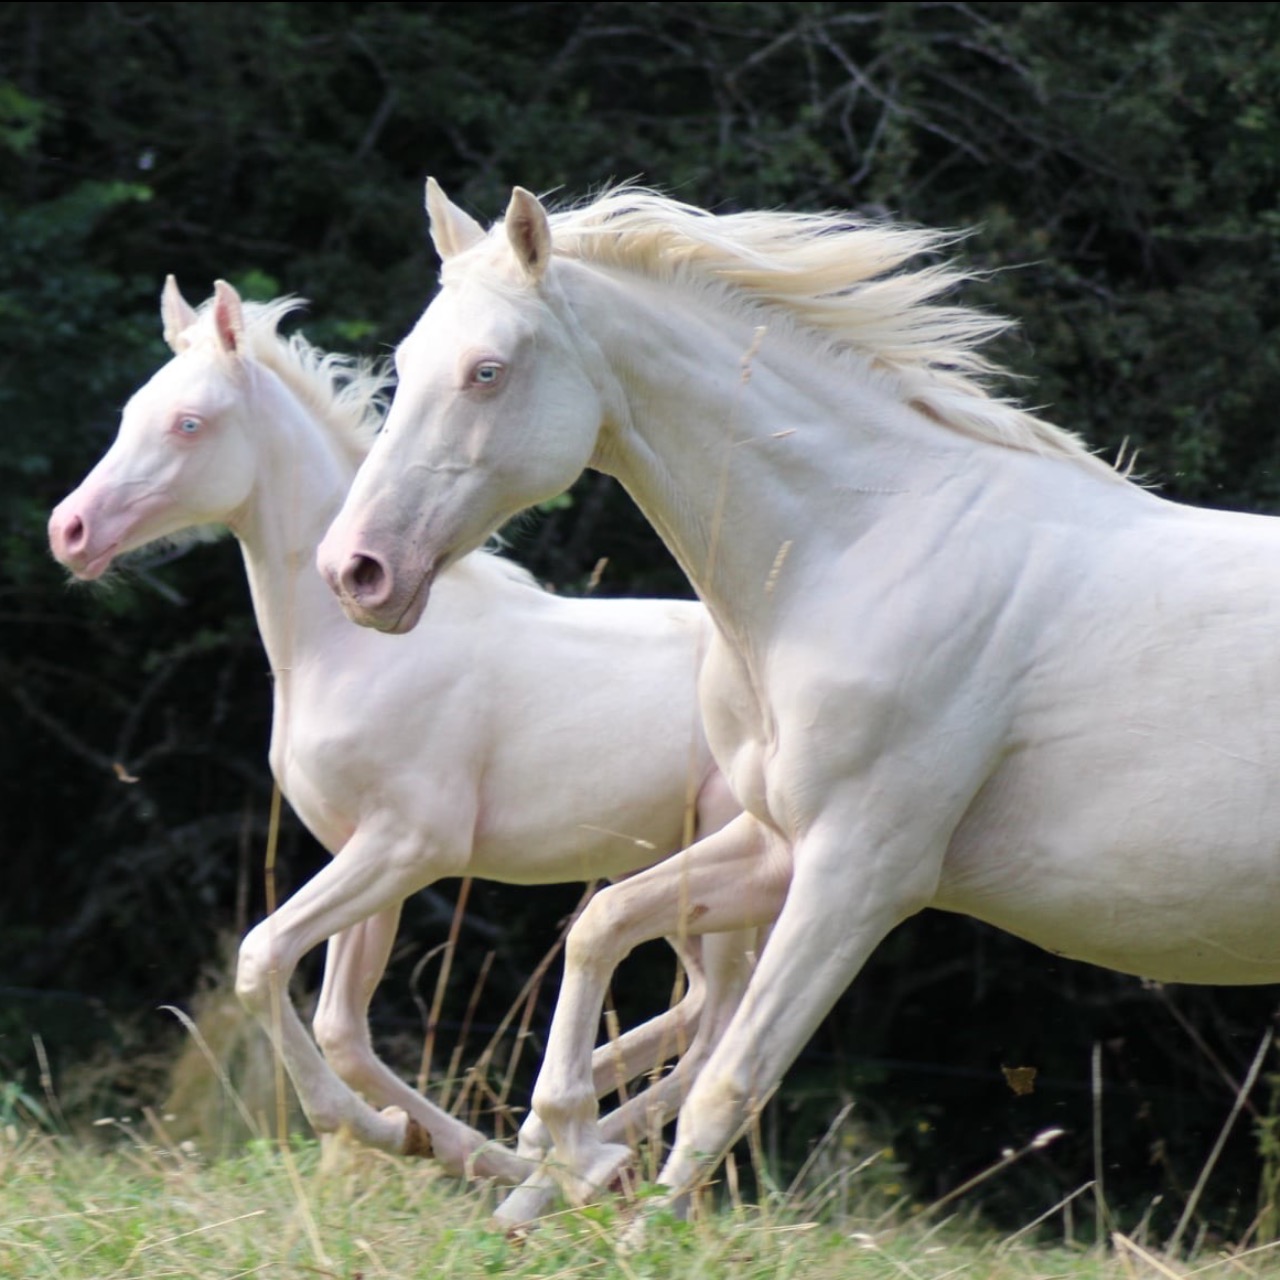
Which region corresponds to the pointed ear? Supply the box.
[161,275,199,352]
[425,177,485,260]
[505,187,552,283]
[212,280,246,356]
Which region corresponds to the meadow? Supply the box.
[5,1114,1280,1280]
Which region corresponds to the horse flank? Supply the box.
[486,186,1120,479]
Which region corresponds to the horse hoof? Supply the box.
[493,1168,560,1230]
[382,1106,434,1159]
[562,1143,635,1207]
[606,1161,639,1199]
[619,1211,649,1254]
[618,1191,687,1253]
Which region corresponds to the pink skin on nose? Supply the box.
[317,522,396,620]
[337,551,393,611]
[316,528,435,635]
[48,497,119,581]
[48,480,174,582]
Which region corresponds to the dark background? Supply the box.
[3,0,1280,1241]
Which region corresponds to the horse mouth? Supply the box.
[387,567,436,633]
[66,541,122,582]
[337,565,435,635]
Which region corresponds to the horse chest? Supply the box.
[698,634,774,824]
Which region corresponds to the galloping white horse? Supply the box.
[319,180,1280,1220]
[48,278,766,1187]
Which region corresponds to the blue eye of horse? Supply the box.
[178,417,201,434]
[473,363,502,385]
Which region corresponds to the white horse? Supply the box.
[318,180,1280,1222]
[48,277,763,1189]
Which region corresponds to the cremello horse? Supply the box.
[319,180,1280,1221]
[48,278,761,1187]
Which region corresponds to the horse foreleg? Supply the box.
[595,925,760,1150]
[312,908,401,1105]
[654,807,941,1214]
[585,769,762,1168]
[234,826,531,1183]
[515,943,707,1160]
[503,929,758,1227]
[502,937,710,1228]
[495,813,789,1223]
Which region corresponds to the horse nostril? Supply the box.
[51,511,88,559]
[342,552,390,605]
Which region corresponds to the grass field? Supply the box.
[4,985,1277,1279]
[5,1121,1280,1280]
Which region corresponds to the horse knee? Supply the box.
[234,925,284,1017]
[531,1076,597,1141]
[563,891,631,976]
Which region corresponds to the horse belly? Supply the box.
[939,740,1280,985]
[469,755,692,884]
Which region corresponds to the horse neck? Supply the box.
[570,265,978,644]
[229,367,364,678]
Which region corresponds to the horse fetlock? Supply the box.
[395,1109,435,1159]
[305,1100,409,1156]
[554,1140,635,1208]
[684,1067,757,1146]
[516,1112,552,1161]
[493,1167,561,1230]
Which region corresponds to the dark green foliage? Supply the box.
[3,1,1279,1239]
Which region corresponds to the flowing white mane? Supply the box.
[189,295,390,460]
[541,187,1117,477]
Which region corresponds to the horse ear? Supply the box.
[161,275,199,353]
[425,177,485,260]
[212,280,246,356]
[505,187,551,283]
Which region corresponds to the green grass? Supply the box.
[5,1124,1280,1280]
